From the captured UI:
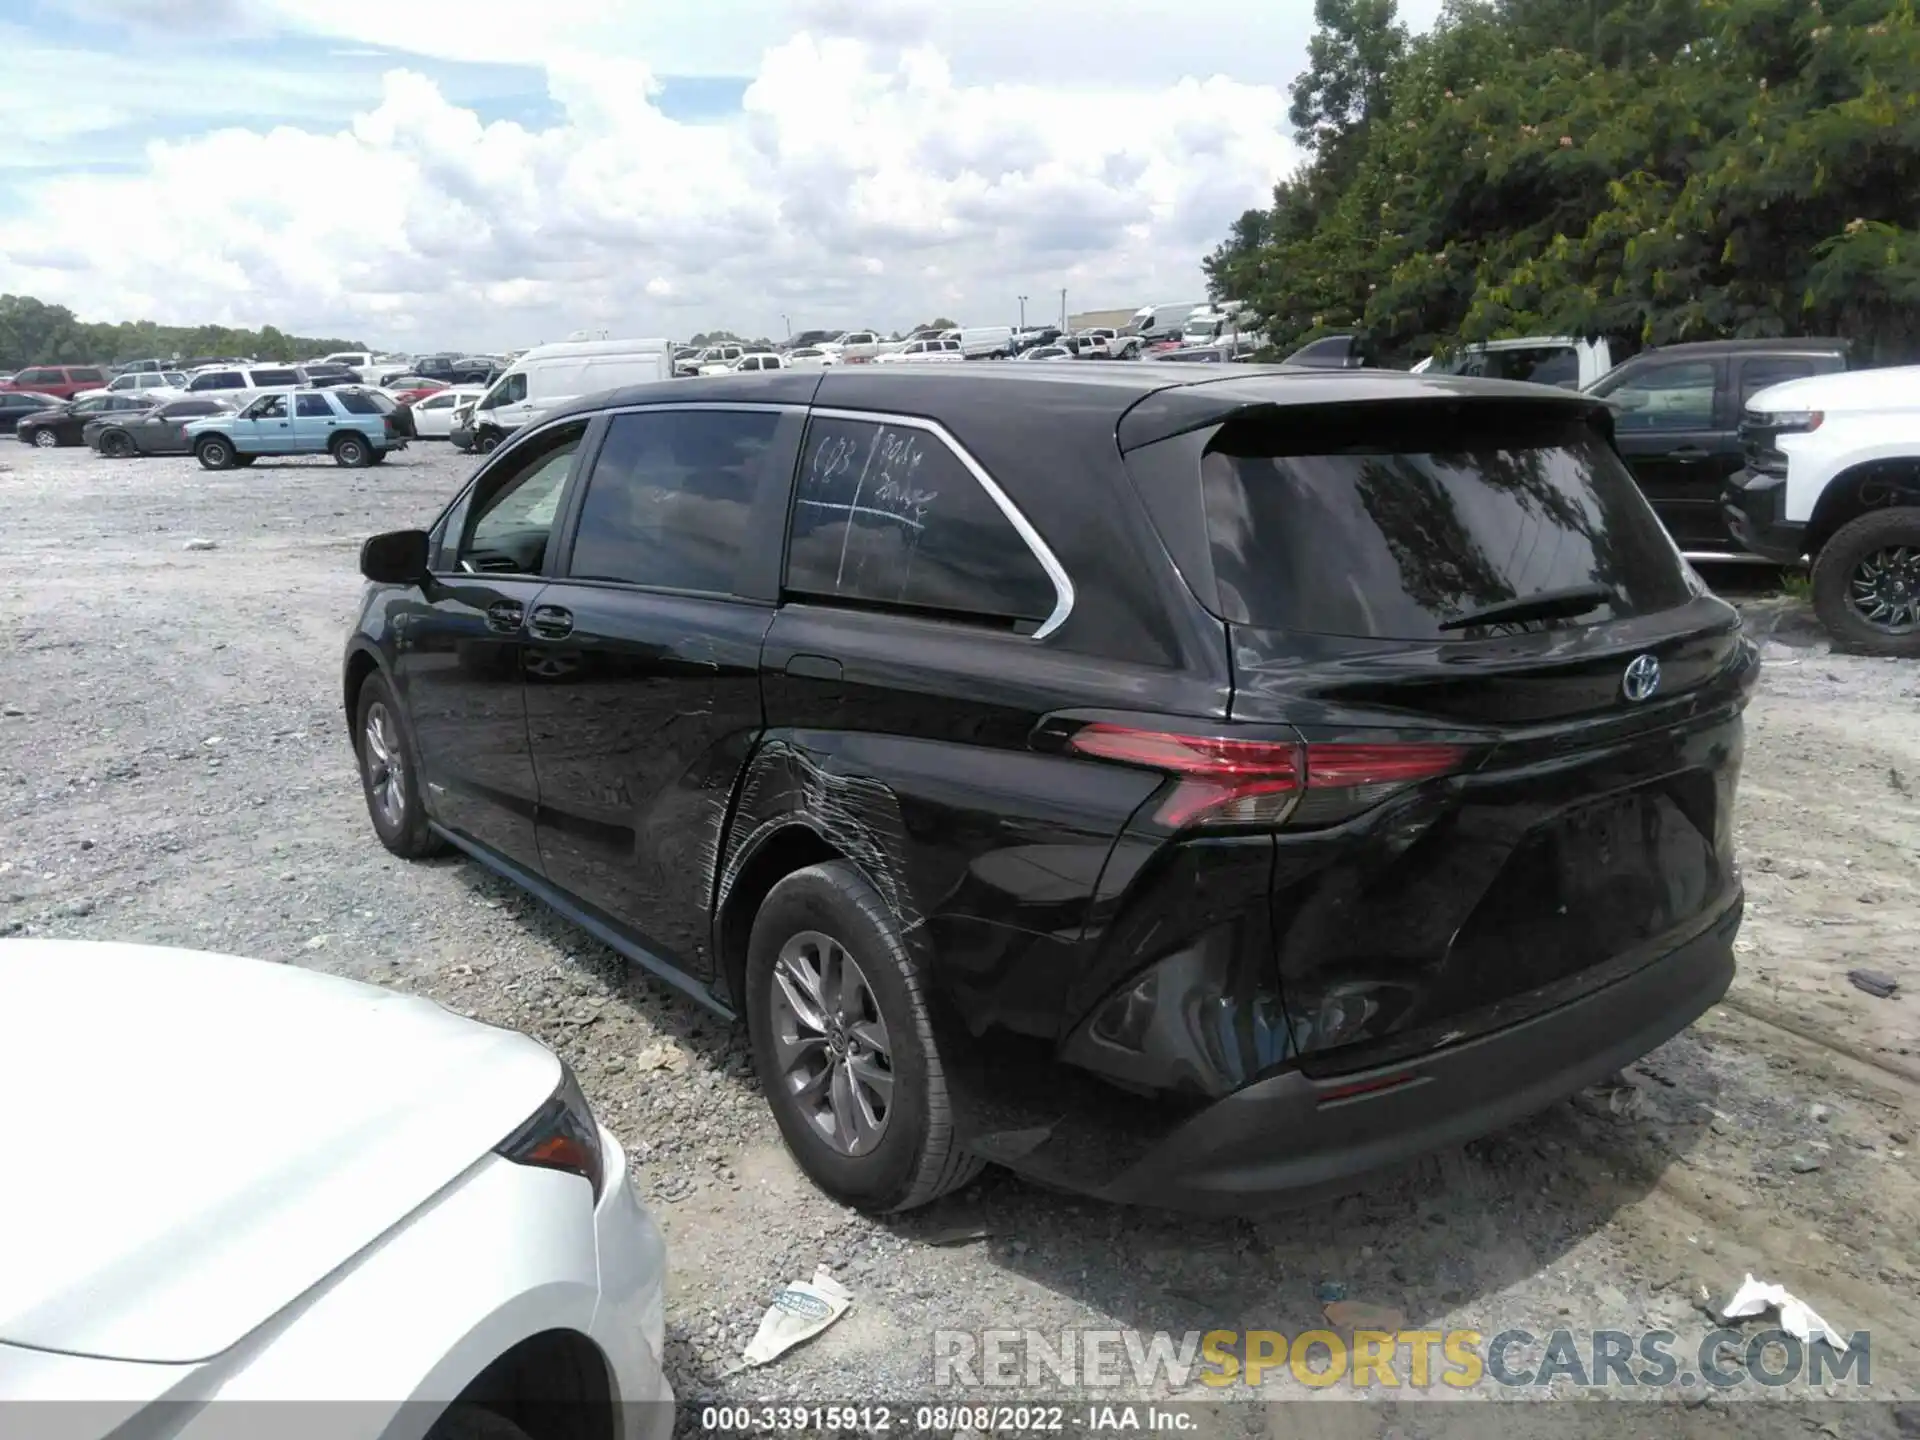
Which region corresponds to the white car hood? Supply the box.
[0,940,559,1363]
[1747,363,1920,415]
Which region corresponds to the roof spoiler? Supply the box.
[1115,374,1613,453]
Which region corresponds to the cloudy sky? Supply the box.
[0,0,1442,350]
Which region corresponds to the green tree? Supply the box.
[0,294,364,371]
[1210,0,1920,365]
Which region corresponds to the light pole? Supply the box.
[1059,289,1067,330]
[782,314,791,340]
[1018,295,1027,331]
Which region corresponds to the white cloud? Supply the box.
[0,8,1334,347]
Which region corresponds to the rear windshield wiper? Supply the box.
[1437,582,1615,632]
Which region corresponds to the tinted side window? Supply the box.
[193,371,243,390]
[1739,357,1816,404]
[335,392,381,415]
[251,368,297,386]
[786,416,1057,626]
[73,368,106,384]
[568,408,782,593]
[17,369,58,385]
[295,393,332,417]
[455,423,586,575]
[163,400,221,418]
[1609,360,1715,430]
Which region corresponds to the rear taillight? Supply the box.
[494,1062,605,1197]
[1067,723,1465,830]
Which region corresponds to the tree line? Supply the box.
[0,294,364,371]
[1208,0,1920,365]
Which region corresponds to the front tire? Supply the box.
[99,431,133,458]
[196,436,235,470]
[475,428,503,454]
[1811,508,1920,657]
[332,432,372,468]
[746,860,983,1212]
[31,427,58,449]
[354,671,447,858]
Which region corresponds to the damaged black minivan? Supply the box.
[344,363,1755,1212]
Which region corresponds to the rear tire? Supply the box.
[746,860,983,1212]
[332,432,372,468]
[354,671,447,858]
[196,436,235,470]
[1811,508,1920,657]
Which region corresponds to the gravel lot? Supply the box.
[2,439,1916,1426]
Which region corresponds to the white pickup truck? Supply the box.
[1727,364,1920,656]
[819,331,891,364]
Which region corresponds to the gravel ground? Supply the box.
[2,440,1916,1429]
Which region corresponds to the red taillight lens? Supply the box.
[1068,723,1464,830]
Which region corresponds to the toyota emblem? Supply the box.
[1622,653,1662,703]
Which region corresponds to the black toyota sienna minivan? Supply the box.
[345,363,1755,1213]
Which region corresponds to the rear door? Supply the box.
[292,391,336,451]
[1141,398,1750,1071]
[1601,356,1732,551]
[521,403,800,976]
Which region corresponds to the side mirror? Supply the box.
[360,528,431,585]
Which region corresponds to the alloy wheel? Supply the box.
[769,930,895,1156]
[362,701,406,828]
[1847,544,1920,635]
[32,429,56,448]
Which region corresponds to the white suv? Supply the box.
[1728,365,1920,655]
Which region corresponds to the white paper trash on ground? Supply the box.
[737,1267,853,1369]
[1721,1273,1850,1351]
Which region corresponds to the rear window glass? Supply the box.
[786,416,1057,627]
[1199,407,1692,640]
[1437,346,1579,388]
[334,392,381,415]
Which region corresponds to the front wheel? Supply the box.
[196,436,235,470]
[746,861,983,1212]
[1811,507,1920,657]
[31,427,58,449]
[354,671,446,858]
[474,428,503,454]
[99,431,133,458]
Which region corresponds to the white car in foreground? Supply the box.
[410,384,488,439]
[0,940,673,1440]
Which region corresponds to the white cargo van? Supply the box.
[462,338,673,452]
[957,326,1013,359]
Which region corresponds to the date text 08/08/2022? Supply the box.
[697,1405,1185,1433]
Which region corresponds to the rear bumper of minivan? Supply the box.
[1089,895,1736,1211]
